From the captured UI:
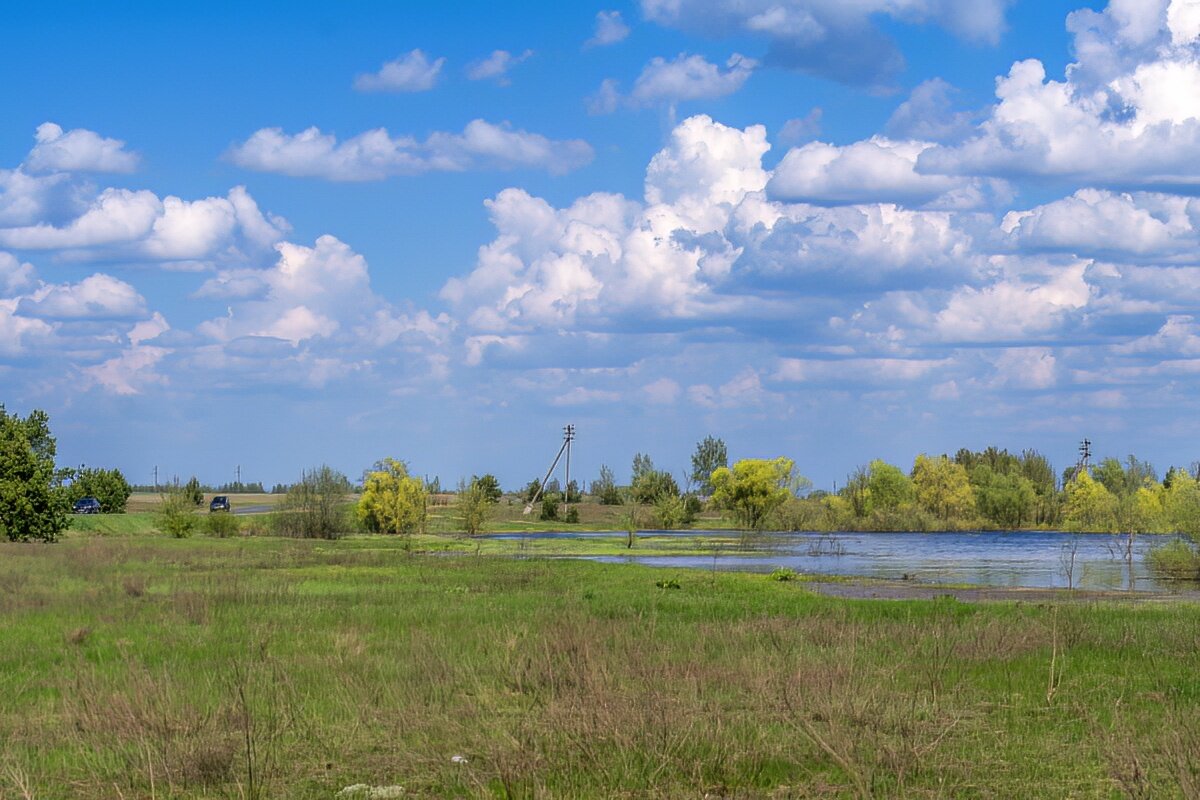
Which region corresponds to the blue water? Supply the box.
[487,529,1182,591]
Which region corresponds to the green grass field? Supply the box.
[1,534,1199,798]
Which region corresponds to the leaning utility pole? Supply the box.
[523,424,576,515]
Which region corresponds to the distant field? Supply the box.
[1,535,1199,798]
[126,492,288,513]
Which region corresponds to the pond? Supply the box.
[489,529,1182,592]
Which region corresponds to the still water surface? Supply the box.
[489,530,1180,592]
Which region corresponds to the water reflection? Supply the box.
[491,529,1183,592]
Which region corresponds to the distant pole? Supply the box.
[1078,438,1092,472]
[236,464,241,487]
[564,424,575,505]
[153,465,158,490]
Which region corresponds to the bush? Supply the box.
[769,567,799,582]
[540,494,560,521]
[204,511,241,538]
[274,465,353,540]
[157,490,199,538]
[0,406,69,542]
[655,494,685,529]
[68,466,132,513]
[1147,539,1200,582]
[564,505,580,524]
[358,459,427,536]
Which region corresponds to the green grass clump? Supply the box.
[1,536,1198,798]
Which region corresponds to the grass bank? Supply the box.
[1,536,1198,798]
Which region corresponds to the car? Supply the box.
[209,495,231,513]
[73,496,102,514]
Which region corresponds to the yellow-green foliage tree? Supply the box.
[1164,471,1200,536]
[358,458,428,535]
[710,457,798,530]
[911,454,975,524]
[1062,469,1118,532]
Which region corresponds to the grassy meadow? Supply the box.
[1,532,1199,798]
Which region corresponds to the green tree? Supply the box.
[631,453,654,485]
[865,460,914,514]
[1062,469,1118,532]
[277,465,354,539]
[1093,457,1127,497]
[472,474,502,504]
[970,466,1036,528]
[357,459,427,536]
[157,487,199,538]
[1164,472,1200,536]
[710,457,798,530]
[631,469,679,504]
[182,476,203,506]
[842,466,870,518]
[68,466,132,513]
[690,436,728,495]
[590,464,622,505]
[911,454,975,523]
[457,476,496,536]
[0,407,69,542]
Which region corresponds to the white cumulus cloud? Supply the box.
[228,120,593,180]
[24,122,139,174]
[354,50,445,92]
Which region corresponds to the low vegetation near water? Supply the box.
[2,535,1200,798]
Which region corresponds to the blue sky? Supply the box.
[11,0,1200,491]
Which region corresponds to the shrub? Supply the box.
[204,511,241,538]
[358,459,426,536]
[564,505,580,524]
[157,490,199,538]
[1147,539,1200,582]
[0,406,69,542]
[540,494,560,521]
[769,567,799,582]
[655,494,685,529]
[68,466,132,513]
[275,465,353,540]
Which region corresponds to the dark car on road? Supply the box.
[73,496,102,514]
[209,495,231,513]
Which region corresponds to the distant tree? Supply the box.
[710,457,798,530]
[68,466,132,514]
[544,477,561,496]
[690,436,728,495]
[524,479,541,504]
[457,476,496,536]
[0,407,70,542]
[1093,457,1127,497]
[277,465,354,539]
[970,465,1036,528]
[565,479,582,504]
[1164,472,1200,536]
[157,487,199,538]
[1062,470,1118,532]
[631,453,654,484]
[540,493,560,521]
[631,469,679,505]
[655,493,686,530]
[182,476,203,506]
[357,459,426,538]
[842,466,870,517]
[590,465,622,505]
[911,454,975,523]
[472,474,502,504]
[865,460,914,514]
[1019,450,1059,525]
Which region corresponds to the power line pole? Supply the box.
[564,424,575,506]
[153,465,158,490]
[236,464,241,487]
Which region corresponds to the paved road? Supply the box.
[233,504,273,516]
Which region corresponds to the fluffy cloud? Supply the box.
[631,53,756,105]
[354,50,445,92]
[1003,189,1200,260]
[228,120,593,180]
[885,79,978,143]
[0,252,36,296]
[640,0,1012,87]
[587,11,630,47]
[465,49,533,84]
[0,185,288,265]
[442,116,770,331]
[16,273,147,320]
[768,137,1007,207]
[23,122,138,174]
[920,3,1200,187]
